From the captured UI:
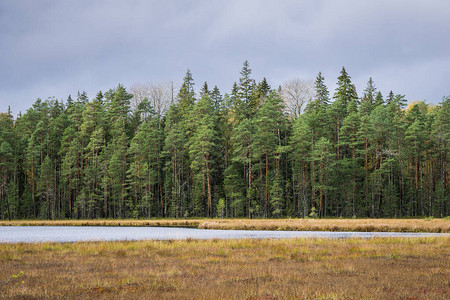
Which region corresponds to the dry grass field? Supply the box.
[198,218,450,233]
[1,218,449,233]
[0,237,449,299]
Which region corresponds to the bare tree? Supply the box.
[129,83,151,112]
[129,82,175,118]
[281,79,314,119]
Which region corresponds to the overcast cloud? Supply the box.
[1,0,449,114]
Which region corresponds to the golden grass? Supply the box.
[1,218,449,233]
[0,237,449,299]
[198,218,450,233]
[0,219,200,228]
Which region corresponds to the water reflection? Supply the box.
[0,226,448,243]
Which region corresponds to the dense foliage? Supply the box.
[0,62,448,219]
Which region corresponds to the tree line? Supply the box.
[0,61,448,220]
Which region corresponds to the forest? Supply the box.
[0,61,448,220]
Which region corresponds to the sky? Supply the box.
[1,0,449,114]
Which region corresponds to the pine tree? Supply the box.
[431,96,449,216]
[368,105,391,217]
[231,117,256,217]
[403,103,428,216]
[310,137,334,217]
[291,116,312,217]
[254,91,287,217]
[163,104,186,217]
[38,155,54,219]
[356,112,374,216]
[108,119,128,218]
[188,94,219,217]
[127,123,151,217]
[84,128,105,218]
[339,101,361,216]
[0,139,13,220]
[1,65,448,220]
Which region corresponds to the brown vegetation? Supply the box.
[0,219,200,228]
[198,218,450,233]
[1,218,449,233]
[0,237,448,299]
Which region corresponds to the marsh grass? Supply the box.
[0,237,448,299]
[1,218,448,233]
[197,218,450,233]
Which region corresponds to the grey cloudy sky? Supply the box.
[1,0,449,114]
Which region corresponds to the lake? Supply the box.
[0,226,448,243]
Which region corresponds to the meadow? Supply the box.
[0,237,449,299]
[1,218,448,233]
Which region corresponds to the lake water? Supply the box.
[0,226,448,243]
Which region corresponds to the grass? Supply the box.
[1,218,449,233]
[198,218,450,233]
[0,219,200,228]
[0,237,449,299]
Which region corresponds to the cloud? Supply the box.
[0,0,449,114]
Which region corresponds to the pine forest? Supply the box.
[0,61,448,220]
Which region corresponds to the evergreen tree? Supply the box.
[163,104,186,217]
[38,155,54,219]
[236,60,256,118]
[231,117,256,217]
[200,81,210,97]
[210,85,223,111]
[254,91,287,217]
[374,91,384,107]
[310,137,334,217]
[431,96,449,216]
[331,67,358,159]
[360,77,376,116]
[0,139,13,220]
[178,69,196,116]
[0,65,448,220]
[339,101,361,216]
[291,116,312,217]
[188,94,219,217]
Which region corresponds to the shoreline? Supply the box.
[0,218,448,233]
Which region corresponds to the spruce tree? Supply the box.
[360,77,376,116]
[178,69,196,117]
[236,60,256,119]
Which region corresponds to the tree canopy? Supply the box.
[0,63,448,219]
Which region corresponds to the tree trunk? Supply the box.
[319,159,324,218]
[352,146,356,216]
[265,149,269,217]
[248,148,252,218]
[364,139,369,216]
[206,155,212,218]
[157,143,164,217]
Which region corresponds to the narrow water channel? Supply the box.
[0,226,447,243]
